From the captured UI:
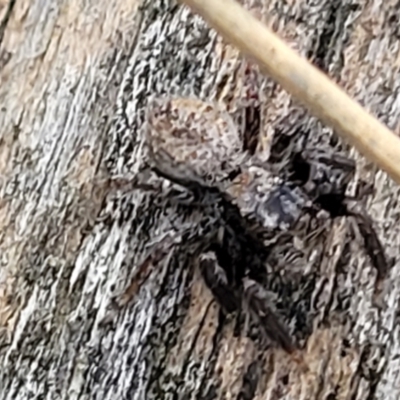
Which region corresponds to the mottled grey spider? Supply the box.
[119,96,389,358]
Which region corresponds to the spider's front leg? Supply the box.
[198,248,298,356]
[242,277,296,355]
[199,251,240,314]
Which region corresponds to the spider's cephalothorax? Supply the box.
[121,96,389,356]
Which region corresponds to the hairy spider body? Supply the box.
[121,96,389,356]
[139,96,315,352]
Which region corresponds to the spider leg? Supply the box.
[306,150,355,197]
[345,201,391,292]
[199,251,240,313]
[296,149,390,290]
[149,148,234,212]
[96,163,163,196]
[104,159,213,209]
[242,277,296,354]
[149,147,211,189]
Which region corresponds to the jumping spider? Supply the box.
[118,96,389,356]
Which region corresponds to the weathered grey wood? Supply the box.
[1,0,400,399]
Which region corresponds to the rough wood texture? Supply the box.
[0,0,400,399]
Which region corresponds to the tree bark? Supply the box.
[1,0,400,399]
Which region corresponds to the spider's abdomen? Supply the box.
[146,97,246,184]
